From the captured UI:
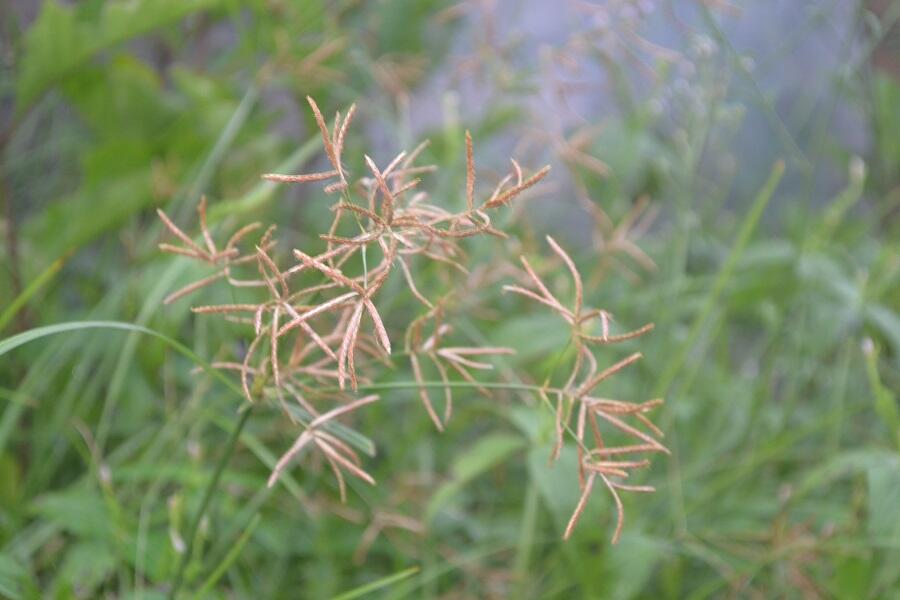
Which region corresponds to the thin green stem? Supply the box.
[168,406,253,600]
[326,380,555,394]
[513,478,540,592]
[192,514,261,600]
[316,379,594,454]
[653,160,785,399]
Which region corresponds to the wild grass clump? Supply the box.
[157,96,664,546]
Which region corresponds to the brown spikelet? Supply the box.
[307,95,339,176]
[482,166,551,209]
[507,236,665,543]
[465,130,475,211]
[262,170,339,183]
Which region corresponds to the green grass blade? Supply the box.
[653,160,785,397]
[0,249,72,333]
[191,514,261,599]
[331,566,420,600]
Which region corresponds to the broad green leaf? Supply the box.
[16,0,228,112]
[492,313,571,365]
[863,339,900,447]
[59,541,118,596]
[795,449,898,498]
[866,304,900,365]
[26,171,155,260]
[426,433,525,523]
[867,458,900,545]
[32,485,113,540]
[829,556,872,600]
[0,453,22,510]
[527,444,582,531]
[0,553,28,600]
[602,534,665,600]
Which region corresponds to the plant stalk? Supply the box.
[168,406,253,600]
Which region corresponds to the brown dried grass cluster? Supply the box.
[504,236,666,543]
[157,96,664,544]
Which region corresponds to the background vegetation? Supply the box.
[1,1,899,598]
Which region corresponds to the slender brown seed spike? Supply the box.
[511,158,523,186]
[270,305,281,387]
[158,244,205,259]
[163,272,226,305]
[397,257,433,308]
[191,303,258,314]
[503,285,574,322]
[336,103,357,158]
[197,196,217,256]
[332,110,341,151]
[306,96,339,173]
[323,449,348,502]
[226,222,263,252]
[240,330,265,403]
[431,355,454,423]
[482,165,551,209]
[465,130,475,211]
[612,483,656,493]
[363,298,392,354]
[590,444,664,457]
[364,155,395,223]
[519,254,565,309]
[563,473,596,540]
[575,352,643,397]
[546,235,583,318]
[268,431,312,488]
[157,209,206,257]
[292,249,365,294]
[262,170,339,183]
[581,322,655,344]
[410,353,444,431]
[594,411,669,454]
[337,302,365,389]
[330,203,385,225]
[310,394,379,429]
[317,439,375,486]
[486,174,513,207]
[601,474,626,544]
[276,292,358,338]
[256,246,289,298]
[383,151,407,178]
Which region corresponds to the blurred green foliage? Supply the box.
[1,1,899,598]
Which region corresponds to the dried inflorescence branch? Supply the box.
[158,96,662,545]
[158,96,549,505]
[267,394,379,501]
[404,302,514,431]
[157,196,266,304]
[505,235,667,544]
